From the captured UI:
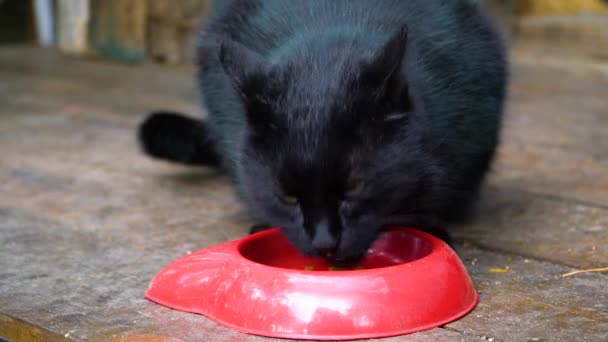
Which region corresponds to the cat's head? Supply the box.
[220,27,441,266]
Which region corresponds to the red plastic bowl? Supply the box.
[145,227,477,340]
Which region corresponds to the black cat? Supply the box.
[139,0,507,266]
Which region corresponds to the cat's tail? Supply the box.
[137,111,222,167]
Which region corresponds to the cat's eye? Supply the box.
[384,112,409,122]
[279,194,299,205]
[345,181,365,199]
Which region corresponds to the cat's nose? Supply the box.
[312,237,337,255]
[317,247,336,258]
[312,219,337,256]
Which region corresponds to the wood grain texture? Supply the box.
[513,15,608,60]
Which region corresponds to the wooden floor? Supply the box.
[0,46,607,342]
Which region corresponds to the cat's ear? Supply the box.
[219,40,268,101]
[220,41,278,131]
[361,26,409,106]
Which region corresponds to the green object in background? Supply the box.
[96,39,145,64]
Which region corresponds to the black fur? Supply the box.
[138,0,507,266]
[139,111,221,166]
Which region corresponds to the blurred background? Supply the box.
[0,0,607,64]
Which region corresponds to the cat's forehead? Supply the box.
[278,124,362,173]
[275,54,363,107]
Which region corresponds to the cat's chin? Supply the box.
[292,242,364,267]
[328,255,364,268]
[325,247,369,267]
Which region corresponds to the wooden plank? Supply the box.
[491,142,608,207]
[0,313,68,342]
[453,186,608,268]
[447,246,608,341]
[513,15,608,60]
[504,60,608,155]
[0,47,199,117]
[489,60,608,206]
